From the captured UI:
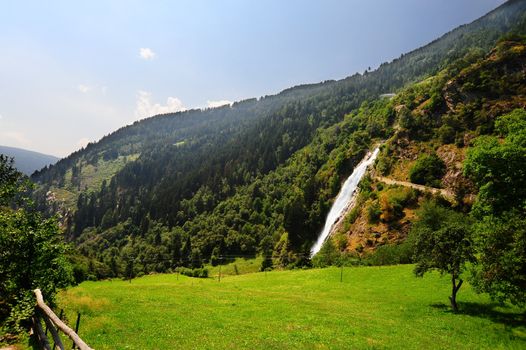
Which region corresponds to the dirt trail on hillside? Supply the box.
[373,176,455,202]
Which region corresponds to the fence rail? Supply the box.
[33,289,93,350]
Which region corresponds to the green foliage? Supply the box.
[0,156,25,206]
[464,109,526,306]
[0,156,72,333]
[176,267,209,278]
[471,212,526,306]
[494,108,526,136]
[375,153,392,176]
[465,109,526,217]
[259,236,273,271]
[274,232,294,268]
[379,186,417,223]
[412,202,474,277]
[364,242,414,266]
[311,238,341,268]
[438,124,456,144]
[410,201,475,310]
[366,201,381,224]
[409,153,446,188]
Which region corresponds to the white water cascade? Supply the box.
[311,147,381,256]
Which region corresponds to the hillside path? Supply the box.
[373,176,455,202]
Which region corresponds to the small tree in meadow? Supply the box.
[410,201,475,311]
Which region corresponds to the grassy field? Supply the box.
[53,265,524,349]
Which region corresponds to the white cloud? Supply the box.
[78,84,92,93]
[78,84,109,95]
[76,137,90,149]
[134,90,186,120]
[206,100,233,108]
[0,114,3,120]
[139,48,156,60]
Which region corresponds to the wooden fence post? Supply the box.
[33,289,93,350]
[33,315,52,350]
[72,313,81,350]
[41,311,65,350]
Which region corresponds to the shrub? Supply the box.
[367,201,382,224]
[376,155,392,175]
[176,267,209,278]
[409,153,446,187]
[364,242,414,266]
[438,125,456,144]
[312,239,341,268]
[379,187,417,223]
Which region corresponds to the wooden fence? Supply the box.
[33,289,93,350]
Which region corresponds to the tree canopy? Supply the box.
[0,156,72,334]
[464,109,526,306]
[410,201,475,311]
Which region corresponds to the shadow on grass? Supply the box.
[431,301,526,329]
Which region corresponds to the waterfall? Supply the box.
[311,146,380,256]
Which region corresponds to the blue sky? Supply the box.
[0,0,505,157]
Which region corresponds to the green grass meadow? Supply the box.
[54,265,525,349]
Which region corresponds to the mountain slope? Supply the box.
[32,1,526,278]
[73,36,526,279]
[0,145,59,176]
[332,35,526,255]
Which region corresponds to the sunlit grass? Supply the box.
[53,265,525,349]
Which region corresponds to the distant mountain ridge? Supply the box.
[0,145,59,176]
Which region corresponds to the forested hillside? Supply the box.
[329,35,526,263]
[31,0,526,279]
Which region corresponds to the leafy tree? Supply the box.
[210,246,221,266]
[259,236,273,271]
[312,238,341,268]
[189,249,203,269]
[464,109,526,305]
[471,212,526,305]
[0,156,72,333]
[464,109,526,217]
[409,153,446,188]
[410,201,475,311]
[274,232,293,267]
[0,156,23,206]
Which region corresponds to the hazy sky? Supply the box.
[0,0,506,157]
